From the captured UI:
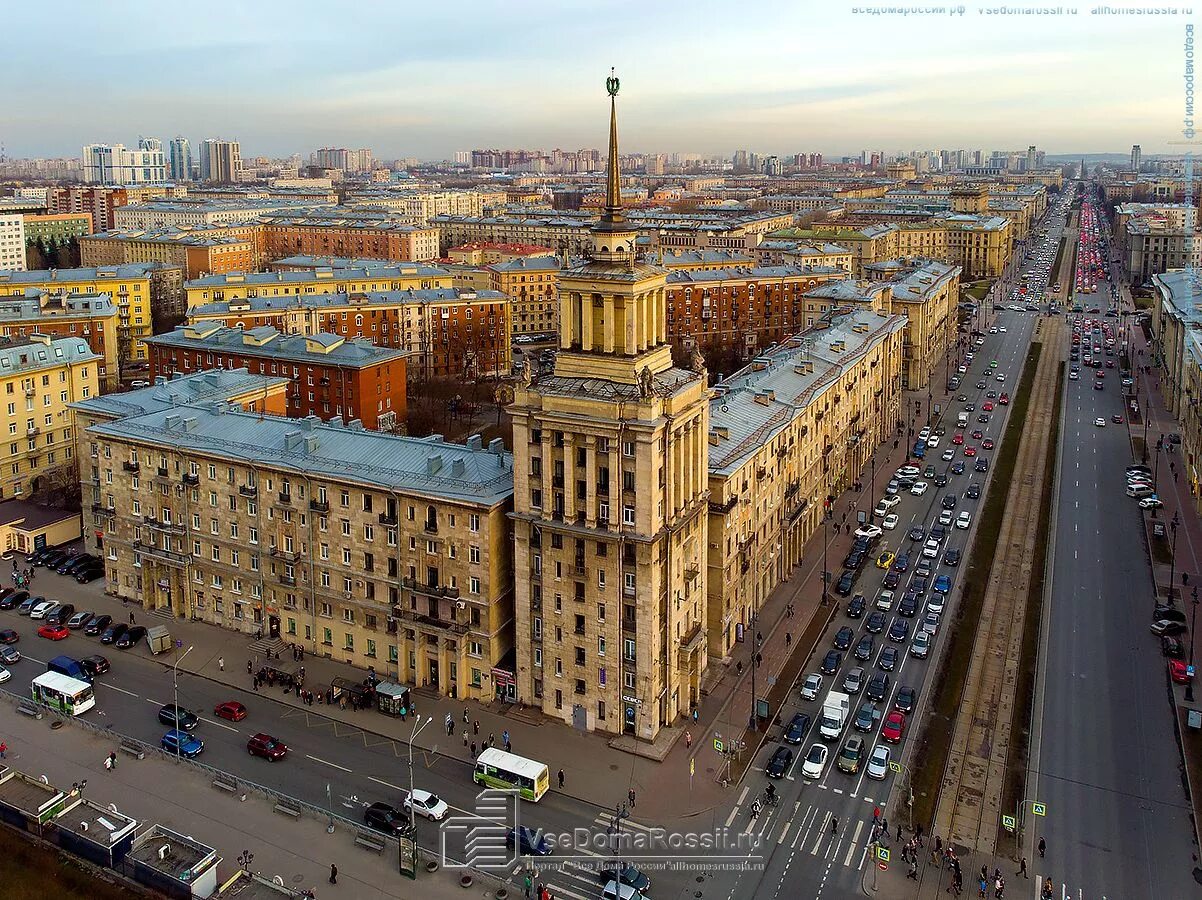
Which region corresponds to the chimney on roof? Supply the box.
[165,414,182,430]
[488,438,505,455]
[347,419,363,431]
[427,454,443,474]
[466,434,483,451]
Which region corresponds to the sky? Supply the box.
[0,0,1189,160]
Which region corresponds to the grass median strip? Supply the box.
[910,342,1043,830]
[997,360,1064,856]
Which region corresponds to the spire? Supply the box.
[603,68,624,225]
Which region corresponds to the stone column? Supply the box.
[581,295,594,351]
[559,293,574,349]
[603,296,615,353]
[563,433,576,520]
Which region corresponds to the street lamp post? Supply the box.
[821,512,830,607]
[1188,586,1199,703]
[1168,513,1180,603]
[1155,435,1165,491]
[749,610,760,730]
[406,715,432,831]
[172,645,193,759]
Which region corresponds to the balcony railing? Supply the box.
[133,541,189,567]
[156,466,169,478]
[378,512,398,526]
[122,460,140,473]
[393,606,468,635]
[238,484,258,497]
[277,492,292,505]
[181,473,199,486]
[309,499,329,513]
[399,576,459,599]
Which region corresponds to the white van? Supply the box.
[957,413,969,427]
[1126,484,1155,498]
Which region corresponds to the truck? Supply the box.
[146,625,172,655]
[818,690,851,741]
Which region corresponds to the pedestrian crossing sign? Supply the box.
[888,761,902,773]
[876,846,890,862]
[714,738,724,754]
[1001,814,1016,831]
[1032,802,1047,817]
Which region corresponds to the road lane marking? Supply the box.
[368,775,404,792]
[144,698,165,707]
[306,753,352,773]
[199,716,240,733]
[844,821,863,866]
[777,822,790,844]
[101,683,138,697]
[724,805,739,828]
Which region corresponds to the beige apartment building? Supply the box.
[509,84,711,739]
[183,265,453,309]
[75,374,517,700]
[886,261,961,389]
[706,308,907,657]
[0,334,98,500]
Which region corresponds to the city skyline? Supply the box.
[0,0,1184,160]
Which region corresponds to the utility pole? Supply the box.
[172,645,193,759]
[1189,586,1199,703]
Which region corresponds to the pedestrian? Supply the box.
[628,788,636,808]
[558,768,565,789]
[329,864,337,884]
[524,873,533,898]
[104,754,112,771]
[1019,857,1027,878]
[446,714,454,736]
[470,741,477,757]
[463,730,469,747]
[248,660,253,675]
[502,729,509,746]
[685,730,692,748]
[830,815,838,835]
[505,740,512,753]
[907,860,918,880]
[0,741,6,759]
[896,823,902,842]
[994,875,1004,898]
[1038,836,1045,858]
[218,656,224,672]
[978,877,988,898]
[692,707,699,723]
[129,611,135,625]
[932,835,943,865]
[785,632,791,648]
[473,719,480,736]
[463,707,469,724]
[108,751,117,770]
[916,823,924,846]
[488,732,495,748]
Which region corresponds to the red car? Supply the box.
[246,732,288,760]
[0,629,18,644]
[1170,660,1193,684]
[214,701,248,722]
[982,438,995,451]
[37,623,69,641]
[971,430,984,440]
[952,433,964,445]
[982,402,994,412]
[964,446,977,457]
[999,393,1010,405]
[881,710,906,743]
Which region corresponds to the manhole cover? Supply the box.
[706,767,714,775]
[609,764,619,771]
[50,721,64,730]
[291,874,306,884]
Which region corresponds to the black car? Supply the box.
[865,611,886,634]
[941,494,957,510]
[843,550,866,570]
[57,555,95,576]
[879,647,899,671]
[912,576,928,594]
[116,625,146,648]
[854,634,874,662]
[1151,620,1187,636]
[364,802,414,836]
[978,414,991,424]
[935,472,950,485]
[866,672,891,702]
[943,548,962,566]
[930,524,947,541]
[821,650,842,675]
[25,547,56,566]
[80,655,110,677]
[38,550,70,569]
[47,603,75,626]
[0,629,16,644]
[100,622,128,644]
[907,526,925,542]
[75,563,106,584]
[882,570,901,590]
[846,595,866,618]
[966,484,981,500]
[854,701,878,733]
[852,536,872,553]
[783,713,812,745]
[0,589,27,610]
[888,619,909,643]
[975,458,989,472]
[1153,606,1188,625]
[84,614,112,635]
[835,570,856,596]
[765,746,793,779]
[834,626,854,650]
[894,685,917,714]
[898,593,919,617]
[892,553,909,573]
[1162,636,1185,658]
[157,704,199,730]
[507,826,551,856]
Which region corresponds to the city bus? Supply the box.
[472,748,549,801]
[30,671,95,716]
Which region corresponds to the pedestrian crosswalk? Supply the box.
[531,813,660,900]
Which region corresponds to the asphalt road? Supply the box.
[1032,192,1200,898]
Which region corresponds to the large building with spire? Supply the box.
[510,72,711,739]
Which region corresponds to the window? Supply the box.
[469,514,480,532]
[469,545,481,564]
[622,505,635,526]
[622,440,635,457]
[470,576,480,594]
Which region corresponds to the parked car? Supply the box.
[100,622,128,644]
[37,623,69,641]
[57,555,96,576]
[0,629,17,644]
[0,646,19,665]
[84,614,112,635]
[66,610,93,629]
[0,589,27,610]
[47,603,75,626]
[75,563,106,584]
[116,625,146,648]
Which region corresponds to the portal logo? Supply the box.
[439,788,520,869]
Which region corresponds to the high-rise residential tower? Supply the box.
[169,137,192,182]
[510,71,710,740]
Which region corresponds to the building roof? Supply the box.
[0,335,98,373]
[85,392,515,506]
[269,255,422,270]
[0,499,79,531]
[146,325,409,367]
[708,308,908,476]
[887,260,962,302]
[71,368,289,420]
[185,264,448,288]
[52,798,138,847]
[0,291,118,320]
[128,825,217,881]
[189,287,503,316]
[666,265,843,285]
[1154,268,1202,324]
[656,249,756,266]
[0,263,169,285]
[487,255,563,273]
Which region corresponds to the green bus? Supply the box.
[31,671,95,715]
[472,747,549,801]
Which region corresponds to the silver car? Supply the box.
[843,666,865,694]
[800,673,823,701]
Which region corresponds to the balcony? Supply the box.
[399,576,459,600]
[393,606,468,635]
[238,484,258,498]
[181,472,199,486]
[133,541,189,568]
[309,499,329,513]
[91,502,113,516]
[122,460,140,474]
[378,512,398,526]
[277,492,292,505]
[280,574,296,587]
[26,427,39,439]
[270,547,300,563]
[156,466,169,478]
[143,515,185,535]
[678,622,706,660]
[423,522,438,535]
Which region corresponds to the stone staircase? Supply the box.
[249,636,288,658]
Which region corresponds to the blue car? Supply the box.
[507,826,552,856]
[161,729,204,758]
[933,574,952,594]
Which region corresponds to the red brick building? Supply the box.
[145,323,409,430]
[260,211,439,263]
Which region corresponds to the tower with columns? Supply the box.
[510,71,710,740]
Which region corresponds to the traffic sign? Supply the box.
[877,862,888,871]
[1001,814,1016,832]
[714,738,725,754]
[1032,802,1047,817]
[876,846,890,862]
[888,761,903,773]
